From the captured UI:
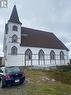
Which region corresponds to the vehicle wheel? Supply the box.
[0,79,6,88]
[21,78,25,84]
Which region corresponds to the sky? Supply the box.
[0,0,71,57]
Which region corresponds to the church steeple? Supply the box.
[8,5,22,24]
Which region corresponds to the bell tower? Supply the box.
[3,5,22,66]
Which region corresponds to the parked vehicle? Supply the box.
[0,66,25,88]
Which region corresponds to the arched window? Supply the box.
[50,50,55,60]
[38,49,45,60]
[60,51,64,60]
[11,46,17,55]
[12,35,17,43]
[12,25,18,31]
[25,49,32,60]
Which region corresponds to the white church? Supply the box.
[3,5,69,67]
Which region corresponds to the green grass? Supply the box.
[24,68,71,95]
[46,65,71,84]
[0,67,71,95]
[26,83,71,95]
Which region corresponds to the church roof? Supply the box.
[21,27,69,51]
[8,5,22,24]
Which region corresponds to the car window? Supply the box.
[0,68,3,73]
[5,67,21,74]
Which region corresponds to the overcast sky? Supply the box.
[0,0,71,57]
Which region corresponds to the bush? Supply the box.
[56,65,71,72]
[48,65,71,84]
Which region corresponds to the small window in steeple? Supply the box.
[5,24,8,34]
[11,46,17,55]
[13,25,18,31]
[12,35,17,43]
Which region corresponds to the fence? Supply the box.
[24,54,68,66]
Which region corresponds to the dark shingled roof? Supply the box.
[8,5,22,24]
[21,27,69,51]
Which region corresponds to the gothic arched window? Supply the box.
[25,49,32,60]
[60,51,64,60]
[38,49,45,60]
[11,46,17,55]
[13,25,18,31]
[12,35,17,43]
[50,50,55,60]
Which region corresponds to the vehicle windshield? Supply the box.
[5,67,21,74]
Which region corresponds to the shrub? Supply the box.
[56,65,71,72]
[48,65,71,84]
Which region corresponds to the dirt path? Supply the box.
[0,82,27,95]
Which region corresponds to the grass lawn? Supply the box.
[0,67,71,95]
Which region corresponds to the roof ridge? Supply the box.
[21,27,53,34]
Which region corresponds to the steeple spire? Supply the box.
[8,5,22,24]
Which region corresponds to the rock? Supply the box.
[51,79,56,82]
[46,77,50,81]
[41,76,50,81]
